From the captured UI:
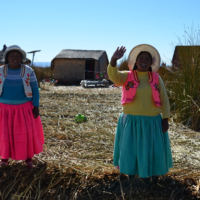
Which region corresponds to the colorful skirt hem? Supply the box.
[0,102,45,160]
[113,113,173,178]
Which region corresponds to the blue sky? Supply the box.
[1,0,200,65]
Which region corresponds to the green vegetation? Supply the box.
[167,28,200,130]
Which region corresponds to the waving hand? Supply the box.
[111,46,126,67]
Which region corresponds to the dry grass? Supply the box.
[118,60,129,71]
[0,85,200,199]
[38,85,121,173]
[166,46,200,130]
[167,28,200,130]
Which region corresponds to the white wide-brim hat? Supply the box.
[128,44,161,72]
[3,45,26,62]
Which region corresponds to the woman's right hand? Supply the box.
[111,46,126,67]
[33,106,39,119]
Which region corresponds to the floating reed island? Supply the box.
[0,86,199,199]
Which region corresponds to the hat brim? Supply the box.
[128,44,161,72]
[3,49,26,63]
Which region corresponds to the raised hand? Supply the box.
[112,46,126,60]
[111,46,126,67]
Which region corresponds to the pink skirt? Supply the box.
[0,101,44,160]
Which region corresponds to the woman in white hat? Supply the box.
[107,45,173,180]
[0,45,44,169]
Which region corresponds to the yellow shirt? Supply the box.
[107,64,170,119]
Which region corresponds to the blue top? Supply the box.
[0,67,39,107]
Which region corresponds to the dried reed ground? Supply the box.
[0,85,200,199]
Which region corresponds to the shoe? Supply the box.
[0,162,8,167]
[151,175,159,184]
[26,162,35,170]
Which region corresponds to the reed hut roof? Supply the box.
[172,45,200,65]
[52,49,107,61]
[51,49,109,70]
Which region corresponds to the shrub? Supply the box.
[166,27,200,130]
[118,60,129,71]
[32,66,53,87]
[117,55,128,71]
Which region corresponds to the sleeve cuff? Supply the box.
[109,63,117,68]
[162,117,171,121]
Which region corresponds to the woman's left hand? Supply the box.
[162,118,169,133]
[32,106,39,119]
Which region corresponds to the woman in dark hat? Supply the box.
[0,45,44,169]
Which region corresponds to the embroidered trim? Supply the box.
[4,65,8,78]
[133,70,139,83]
[6,74,21,80]
[26,93,32,97]
[125,81,135,90]
[21,65,25,77]
[153,83,159,91]
[25,73,30,86]
[154,101,161,106]
[148,71,153,83]
[6,74,36,82]
[123,98,134,102]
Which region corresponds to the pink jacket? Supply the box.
[121,70,161,107]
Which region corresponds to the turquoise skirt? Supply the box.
[113,113,173,178]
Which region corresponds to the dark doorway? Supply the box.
[85,60,95,80]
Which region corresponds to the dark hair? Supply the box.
[5,50,23,64]
[133,51,152,71]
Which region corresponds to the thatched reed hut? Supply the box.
[0,44,31,66]
[51,49,109,83]
[172,45,200,68]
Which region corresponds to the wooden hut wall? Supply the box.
[53,59,85,81]
[98,53,108,72]
[94,60,98,78]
